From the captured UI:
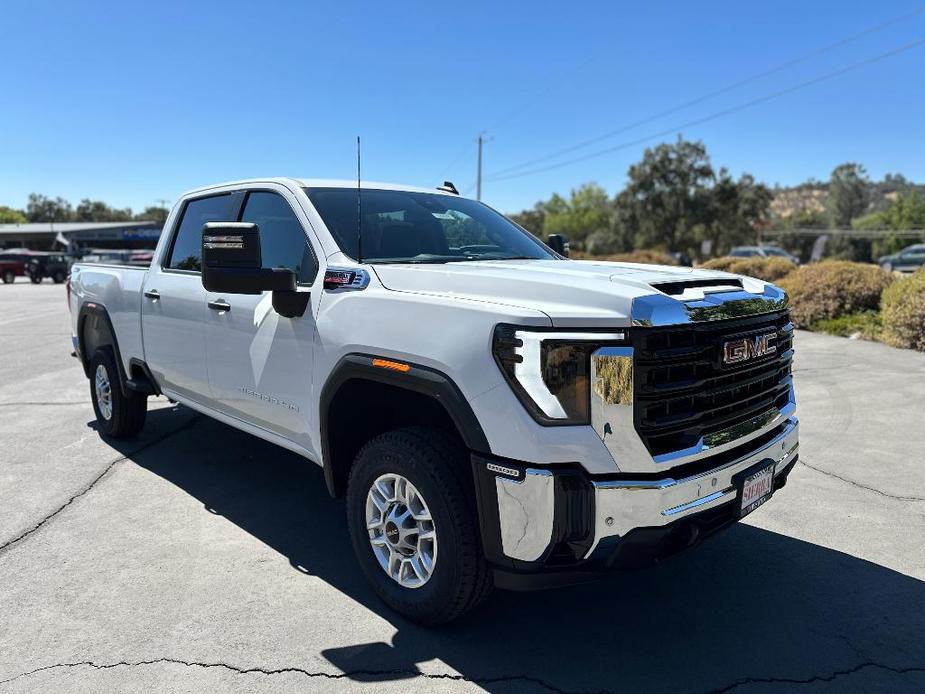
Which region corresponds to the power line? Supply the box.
[488,36,925,182]
[435,139,476,181]
[490,5,925,178]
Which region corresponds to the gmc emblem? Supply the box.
[723,333,777,366]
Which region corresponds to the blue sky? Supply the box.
[1,1,924,215]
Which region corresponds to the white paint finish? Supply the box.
[373,259,744,327]
[204,289,317,457]
[68,264,147,377]
[140,266,211,402]
[468,382,620,473]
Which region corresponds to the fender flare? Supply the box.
[319,353,491,495]
[76,302,131,397]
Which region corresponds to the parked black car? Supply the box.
[879,244,925,273]
[27,254,72,284]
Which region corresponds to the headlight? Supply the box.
[492,324,626,425]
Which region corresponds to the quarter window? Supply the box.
[240,191,318,284]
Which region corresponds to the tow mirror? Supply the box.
[547,233,569,257]
[200,222,308,318]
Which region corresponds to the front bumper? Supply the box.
[472,417,799,589]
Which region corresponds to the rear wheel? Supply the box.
[29,274,42,284]
[346,427,492,625]
[52,271,66,284]
[90,348,147,438]
[1,270,14,284]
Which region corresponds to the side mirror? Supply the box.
[547,233,569,257]
[201,222,294,294]
[201,222,309,318]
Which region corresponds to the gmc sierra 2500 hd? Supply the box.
[68,178,798,624]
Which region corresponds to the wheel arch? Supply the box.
[320,354,491,497]
[77,303,159,397]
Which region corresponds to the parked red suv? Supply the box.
[0,251,35,284]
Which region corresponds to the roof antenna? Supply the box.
[356,135,363,264]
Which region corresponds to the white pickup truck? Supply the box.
[68,177,799,624]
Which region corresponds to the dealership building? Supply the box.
[0,221,162,252]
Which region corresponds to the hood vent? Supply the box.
[652,278,743,298]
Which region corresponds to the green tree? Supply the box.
[543,183,613,246]
[136,205,170,225]
[0,206,27,224]
[26,194,74,222]
[507,202,546,237]
[76,199,134,222]
[708,170,772,254]
[827,163,870,227]
[614,137,715,255]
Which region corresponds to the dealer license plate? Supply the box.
[738,462,775,517]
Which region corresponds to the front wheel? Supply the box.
[346,427,492,625]
[1,270,14,284]
[89,348,147,438]
[52,271,66,284]
[882,262,893,273]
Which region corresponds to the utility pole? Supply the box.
[475,131,492,201]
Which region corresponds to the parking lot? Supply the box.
[0,279,923,693]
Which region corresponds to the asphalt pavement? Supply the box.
[1,279,923,693]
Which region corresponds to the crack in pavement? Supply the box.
[706,661,925,692]
[799,458,925,502]
[0,416,201,557]
[0,657,604,693]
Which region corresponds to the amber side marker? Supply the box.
[372,358,411,373]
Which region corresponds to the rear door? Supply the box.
[142,193,237,403]
[203,187,320,454]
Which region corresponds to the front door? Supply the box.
[142,193,236,403]
[203,188,319,456]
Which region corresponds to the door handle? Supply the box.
[144,289,160,300]
[208,299,231,312]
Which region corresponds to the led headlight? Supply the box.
[492,325,626,425]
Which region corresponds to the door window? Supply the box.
[166,194,233,271]
[240,191,318,284]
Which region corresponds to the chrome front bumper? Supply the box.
[484,417,798,564]
[586,416,798,557]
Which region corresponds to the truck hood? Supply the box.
[373,259,772,327]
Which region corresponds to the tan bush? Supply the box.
[698,257,740,273]
[881,269,925,351]
[699,256,796,283]
[574,249,678,265]
[778,261,894,327]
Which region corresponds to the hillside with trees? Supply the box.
[508,137,924,263]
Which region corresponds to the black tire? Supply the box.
[1,270,13,284]
[89,348,147,438]
[29,274,42,284]
[53,271,65,284]
[346,426,492,625]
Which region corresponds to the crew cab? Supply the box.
[68,178,799,624]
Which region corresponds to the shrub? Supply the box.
[699,256,796,283]
[778,261,894,327]
[576,249,678,265]
[811,311,882,340]
[881,269,925,351]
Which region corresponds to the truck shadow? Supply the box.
[107,405,925,693]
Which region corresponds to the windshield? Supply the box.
[762,247,789,257]
[304,187,557,264]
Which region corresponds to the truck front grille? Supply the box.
[631,310,793,458]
